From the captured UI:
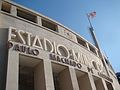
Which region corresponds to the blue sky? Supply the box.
[12,0,120,72]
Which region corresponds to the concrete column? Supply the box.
[95,79,106,90]
[78,73,96,90]
[35,60,54,90]
[57,25,65,35]
[101,79,108,90]
[43,60,54,90]
[87,73,97,90]
[37,16,42,25]
[69,67,79,90]
[59,68,74,90]
[95,49,99,57]
[34,62,46,90]
[6,51,19,90]
[111,83,116,90]
[11,5,17,16]
[86,42,90,51]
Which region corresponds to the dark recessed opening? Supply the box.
[106,81,114,90]
[77,37,87,48]
[41,19,58,32]
[53,73,60,90]
[19,65,34,90]
[17,8,37,23]
[89,45,96,54]
[93,76,105,90]
[1,2,11,13]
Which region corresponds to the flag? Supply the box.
[88,11,96,18]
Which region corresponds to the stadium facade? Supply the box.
[0,0,120,90]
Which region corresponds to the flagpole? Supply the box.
[86,14,100,49]
[87,14,93,29]
[86,13,110,76]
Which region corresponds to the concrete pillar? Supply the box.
[78,73,96,90]
[11,5,17,16]
[43,60,54,90]
[37,16,42,25]
[57,25,66,36]
[34,62,46,90]
[6,51,19,90]
[95,49,99,57]
[87,73,97,90]
[111,83,116,90]
[101,79,108,90]
[95,79,106,90]
[59,68,74,90]
[69,67,79,90]
[86,42,90,51]
[35,60,54,90]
